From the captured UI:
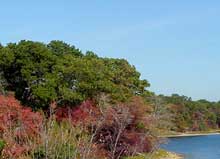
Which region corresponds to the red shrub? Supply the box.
[93,104,153,159]
[55,97,155,159]
[0,95,43,158]
[55,100,100,125]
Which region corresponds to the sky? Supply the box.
[1,0,220,101]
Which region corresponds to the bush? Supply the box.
[0,95,43,158]
[0,95,156,159]
[55,97,156,159]
[0,95,105,159]
[93,105,153,159]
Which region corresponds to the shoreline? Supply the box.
[151,149,184,159]
[160,131,220,138]
[124,149,183,159]
[164,151,183,159]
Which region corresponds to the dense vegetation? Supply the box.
[0,40,219,158]
[0,40,150,109]
[159,94,220,132]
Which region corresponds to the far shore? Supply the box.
[160,130,220,138]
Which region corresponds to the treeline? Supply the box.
[159,94,220,132]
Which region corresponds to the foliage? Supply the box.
[147,95,175,134]
[0,40,150,109]
[55,97,156,159]
[0,94,155,159]
[0,95,43,158]
[0,95,106,159]
[29,120,105,159]
[47,40,83,57]
[0,71,7,95]
[159,94,220,132]
[0,139,5,156]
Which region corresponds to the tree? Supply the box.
[47,40,82,57]
[103,58,150,102]
[0,40,151,109]
[0,41,57,108]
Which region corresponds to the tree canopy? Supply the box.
[0,40,150,109]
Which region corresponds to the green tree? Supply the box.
[47,40,82,57]
[0,40,150,109]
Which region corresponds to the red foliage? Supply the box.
[93,103,153,158]
[54,97,155,159]
[126,96,152,130]
[0,95,43,158]
[55,100,100,124]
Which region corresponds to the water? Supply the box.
[161,134,220,159]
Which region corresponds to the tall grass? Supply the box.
[23,116,105,159]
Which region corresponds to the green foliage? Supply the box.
[0,40,150,109]
[0,41,57,108]
[0,139,5,155]
[136,122,146,129]
[47,40,82,57]
[0,71,7,95]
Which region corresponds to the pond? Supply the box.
[161,134,220,159]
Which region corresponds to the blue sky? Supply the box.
[1,0,220,101]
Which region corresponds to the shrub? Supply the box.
[55,100,100,129]
[0,95,43,158]
[55,97,155,159]
[93,104,153,159]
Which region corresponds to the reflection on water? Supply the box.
[161,135,220,159]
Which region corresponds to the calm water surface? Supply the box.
[161,134,220,159]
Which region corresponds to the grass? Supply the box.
[123,149,170,159]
